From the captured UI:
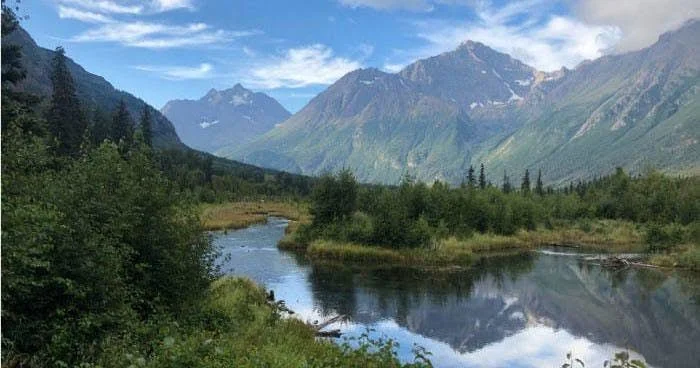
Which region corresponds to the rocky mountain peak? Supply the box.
[162,84,290,153]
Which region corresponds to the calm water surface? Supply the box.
[214,217,700,368]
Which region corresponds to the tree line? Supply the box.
[302,165,699,249]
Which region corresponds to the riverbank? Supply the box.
[649,244,700,270]
[95,276,428,367]
[199,201,309,231]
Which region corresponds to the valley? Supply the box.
[2,3,699,368]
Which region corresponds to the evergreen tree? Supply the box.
[1,7,25,86]
[204,155,214,183]
[535,169,544,196]
[111,99,134,145]
[47,46,87,156]
[521,169,531,194]
[467,165,476,187]
[479,163,486,190]
[140,104,153,148]
[502,170,512,193]
[89,108,111,145]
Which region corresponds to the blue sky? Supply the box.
[20,0,699,112]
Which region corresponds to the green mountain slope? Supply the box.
[228,20,700,185]
[477,20,700,184]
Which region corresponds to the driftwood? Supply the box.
[586,256,660,269]
[544,242,581,248]
[266,290,295,314]
[311,314,347,338]
[266,288,344,337]
[316,329,342,338]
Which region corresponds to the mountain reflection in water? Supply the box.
[215,218,700,368]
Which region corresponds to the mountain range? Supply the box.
[161,84,290,153]
[219,19,700,185]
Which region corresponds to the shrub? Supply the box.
[646,223,685,252]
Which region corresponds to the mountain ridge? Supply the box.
[5,26,184,149]
[229,19,700,185]
[161,83,290,153]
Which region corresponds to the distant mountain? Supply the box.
[230,20,700,185]
[5,27,183,149]
[475,19,700,185]
[161,84,290,153]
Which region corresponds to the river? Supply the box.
[214,217,700,368]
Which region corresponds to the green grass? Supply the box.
[307,240,473,266]
[650,244,700,270]
[94,277,429,368]
[277,220,310,250]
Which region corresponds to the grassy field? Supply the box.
[200,201,310,231]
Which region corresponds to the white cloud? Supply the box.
[152,0,195,11]
[242,46,257,57]
[71,21,260,49]
[382,63,404,73]
[58,0,195,15]
[338,0,434,12]
[58,5,114,23]
[386,0,622,72]
[135,63,214,80]
[576,0,700,52]
[247,44,362,89]
[338,0,480,12]
[59,0,144,15]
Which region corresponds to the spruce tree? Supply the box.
[535,169,544,196]
[48,46,87,156]
[467,165,476,187]
[479,163,486,190]
[140,104,153,148]
[521,169,531,194]
[89,108,111,145]
[1,7,25,86]
[502,170,512,193]
[111,99,134,145]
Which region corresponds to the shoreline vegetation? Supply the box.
[202,200,698,270]
[200,200,310,231]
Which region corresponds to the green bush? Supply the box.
[646,223,685,252]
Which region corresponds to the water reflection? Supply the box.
[216,218,700,368]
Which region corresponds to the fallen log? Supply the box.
[316,329,342,338]
[310,314,346,338]
[313,314,346,331]
[584,256,660,269]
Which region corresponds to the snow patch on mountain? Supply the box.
[231,94,251,106]
[200,120,219,128]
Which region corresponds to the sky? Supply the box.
[18,0,700,113]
